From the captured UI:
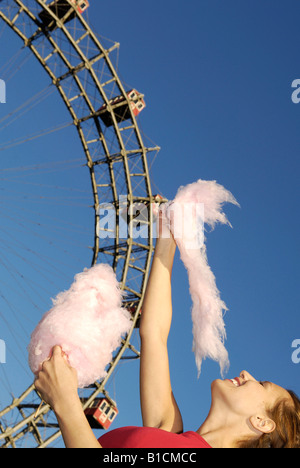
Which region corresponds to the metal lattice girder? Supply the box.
[0,0,161,447]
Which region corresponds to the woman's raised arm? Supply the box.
[139,211,183,434]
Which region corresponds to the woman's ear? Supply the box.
[250,415,276,434]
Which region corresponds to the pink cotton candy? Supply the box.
[28,264,132,388]
[161,179,239,377]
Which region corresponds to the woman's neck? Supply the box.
[196,411,250,448]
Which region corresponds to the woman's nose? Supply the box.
[240,370,257,382]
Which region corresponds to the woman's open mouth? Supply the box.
[226,378,241,387]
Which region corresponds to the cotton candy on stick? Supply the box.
[28,264,132,388]
[161,179,239,377]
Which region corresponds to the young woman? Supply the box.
[34,215,300,448]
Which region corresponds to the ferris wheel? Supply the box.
[0,0,163,448]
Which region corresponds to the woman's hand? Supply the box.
[155,204,176,255]
[34,345,79,414]
[34,345,102,448]
[157,204,174,240]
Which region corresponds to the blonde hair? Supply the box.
[237,390,300,448]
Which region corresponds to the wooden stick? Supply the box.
[34,399,45,419]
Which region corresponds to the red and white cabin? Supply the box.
[98,89,146,126]
[85,398,118,430]
[38,0,90,29]
[69,0,90,14]
[127,89,146,117]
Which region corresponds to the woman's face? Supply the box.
[211,370,292,421]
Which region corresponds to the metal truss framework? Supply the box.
[0,0,162,447]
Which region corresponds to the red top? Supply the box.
[99,426,211,449]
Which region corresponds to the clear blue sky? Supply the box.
[0,0,299,443]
